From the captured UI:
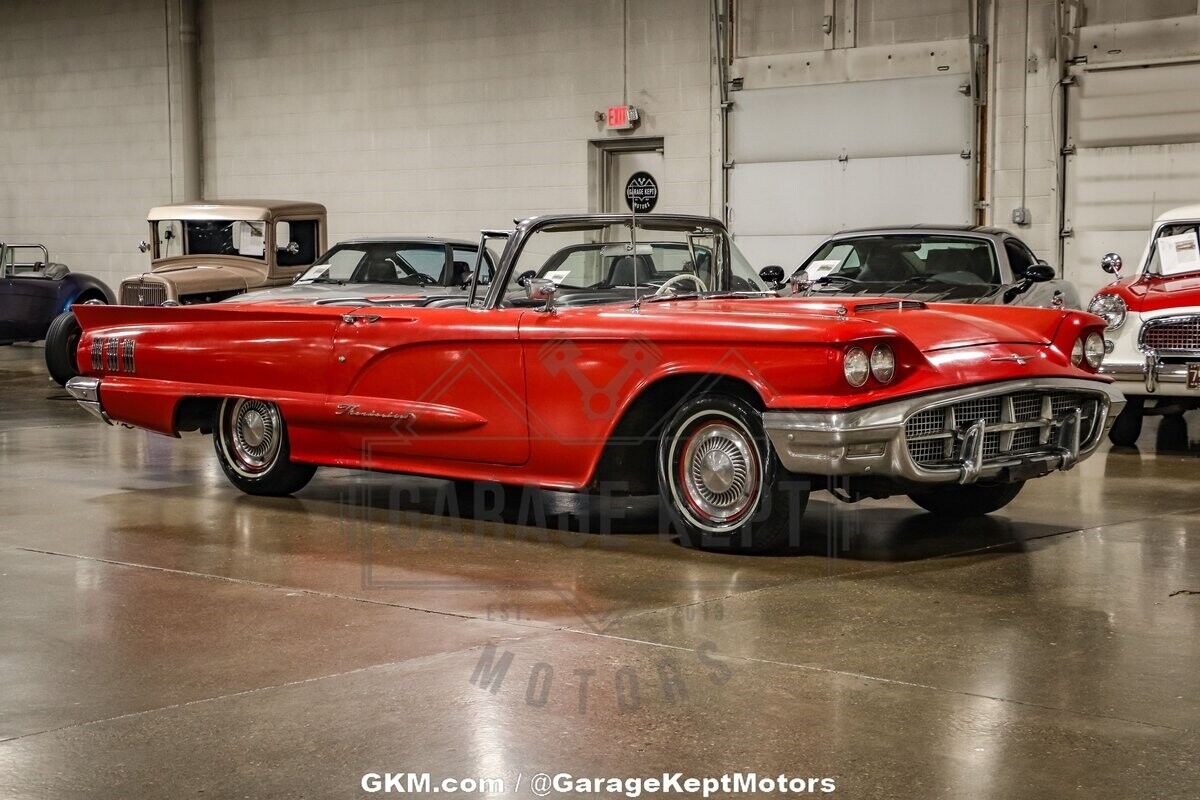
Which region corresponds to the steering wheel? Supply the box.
[653,273,708,296]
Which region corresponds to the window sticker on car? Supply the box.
[543,270,572,285]
[807,259,842,280]
[1157,231,1200,276]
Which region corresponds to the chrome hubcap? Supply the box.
[226,399,281,474]
[679,421,759,526]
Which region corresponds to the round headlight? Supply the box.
[1084,331,1105,369]
[1087,293,1127,330]
[1071,337,1084,366]
[870,344,895,384]
[844,347,869,387]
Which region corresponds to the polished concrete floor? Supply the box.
[1,344,1199,799]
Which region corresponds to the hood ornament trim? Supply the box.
[991,353,1033,365]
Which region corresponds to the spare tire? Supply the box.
[44,310,83,386]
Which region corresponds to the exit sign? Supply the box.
[605,104,639,130]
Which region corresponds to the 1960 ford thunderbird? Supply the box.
[66,214,1123,552]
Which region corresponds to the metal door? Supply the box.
[1062,60,1200,301]
[604,148,666,213]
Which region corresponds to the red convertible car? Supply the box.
[65,214,1122,552]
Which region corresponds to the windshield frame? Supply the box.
[479,213,757,310]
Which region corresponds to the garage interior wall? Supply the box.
[0,0,717,292]
[199,0,717,246]
[3,0,1200,293]
[0,0,178,290]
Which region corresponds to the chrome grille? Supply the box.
[1141,315,1200,355]
[1011,392,1042,421]
[904,390,1101,468]
[952,397,1002,425]
[119,280,167,306]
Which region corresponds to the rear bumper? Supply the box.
[762,378,1124,486]
[65,376,111,424]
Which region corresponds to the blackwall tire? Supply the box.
[44,311,83,387]
[1107,398,1144,447]
[657,393,807,553]
[908,481,1025,517]
[213,398,315,496]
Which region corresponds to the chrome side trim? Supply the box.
[65,377,111,425]
[762,378,1124,486]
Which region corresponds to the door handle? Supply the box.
[341,313,381,324]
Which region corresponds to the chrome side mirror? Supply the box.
[787,269,812,295]
[284,241,300,255]
[138,241,150,254]
[1100,252,1123,275]
[758,265,785,288]
[526,277,557,311]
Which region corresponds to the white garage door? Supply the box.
[728,73,975,270]
[1063,60,1200,301]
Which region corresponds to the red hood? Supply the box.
[1098,272,1200,312]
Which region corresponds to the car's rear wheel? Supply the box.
[44,310,84,386]
[213,398,315,495]
[1108,397,1144,447]
[657,394,806,553]
[908,481,1025,517]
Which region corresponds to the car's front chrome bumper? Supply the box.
[1100,356,1198,394]
[65,376,111,424]
[762,378,1125,486]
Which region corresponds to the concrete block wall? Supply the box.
[0,0,173,291]
[855,0,969,45]
[200,0,716,245]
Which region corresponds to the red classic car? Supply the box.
[1088,205,1200,445]
[65,214,1122,552]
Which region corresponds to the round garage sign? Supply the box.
[624,172,659,213]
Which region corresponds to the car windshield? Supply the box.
[498,219,767,307]
[1146,222,1200,276]
[799,234,1000,289]
[155,219,268,260]
[298,243,463,287]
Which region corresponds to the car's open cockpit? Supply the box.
[464,215,770,310]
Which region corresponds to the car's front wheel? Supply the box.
[44,310,84,386]
[213,398,315,495]
[1108,397,1144,447]
[908,481,1025,517]
[657,393,807,553]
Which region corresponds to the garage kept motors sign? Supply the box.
[624,172,659,213]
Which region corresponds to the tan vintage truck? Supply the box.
[119,199,328,305]
[45,200,326,384]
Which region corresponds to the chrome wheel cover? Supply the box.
[670,412,762,532]
[220,399,282,477]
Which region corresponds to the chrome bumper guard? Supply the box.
[1100,355,1197,394]
[65,376,111,424]
[763,378,1125,486]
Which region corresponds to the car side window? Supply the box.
[395,245,448,282]
[1004,239,1037,276]
[276,220,319,268]
[453,247,492,286]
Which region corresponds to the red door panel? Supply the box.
[328,307,529,466]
